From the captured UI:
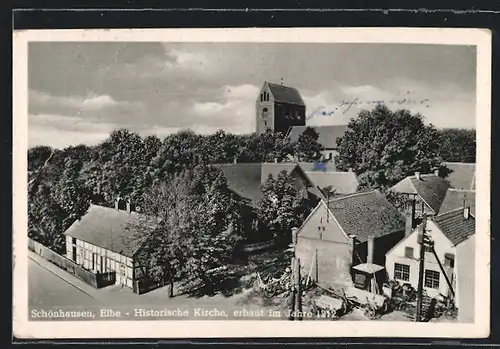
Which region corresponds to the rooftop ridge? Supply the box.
[447,188,476,192]
[433,207,468,220]
[327,189,377,203]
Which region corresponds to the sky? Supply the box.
[28,42,477,149]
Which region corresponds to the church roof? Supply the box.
[267,82,305,106]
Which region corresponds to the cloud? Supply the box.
[190,84,259,133]
[30,90,124,110]
[28,113,122,149]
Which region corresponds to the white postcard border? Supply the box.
[12,27,491,339]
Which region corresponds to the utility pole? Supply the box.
[294,258,303,320]
[288,256,296,321]
[415,213,427,322]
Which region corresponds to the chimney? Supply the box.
[233,156,238,164]
[348,168,353,172]
[348,234,357,266]
[126,198,131,214]
[405,198,416,237]
[414,171,421,180]
[433,168,440,177]
[274,158,278,163]
[463,206,470,220]
[114,196,121,210]
[291,227,299,246]
[367,237,375,264]
[463,193,470,219]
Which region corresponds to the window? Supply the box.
[444,253,455,268]
[72,237,77,245]
[260,93,263,102]
[424,269,440,289]
[394,263,410,281]
[262,107,268,119]
[404,247,414,258]
[354,273,366,289]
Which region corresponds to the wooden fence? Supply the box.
[28,238,115,289]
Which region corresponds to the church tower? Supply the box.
[255,81,306,135]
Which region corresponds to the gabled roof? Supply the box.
[261,163,299,185]
[390,173,450,214]
[212,163,263,206]
[443,162,476,190]
[432,208,476,246]
[439,189,476,217]
[287,125,348,149]
[63,205,147,258]
[267,82,305,106]
[326,191,406,242]
[304,171,359,195]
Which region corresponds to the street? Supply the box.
[29,258,97,308]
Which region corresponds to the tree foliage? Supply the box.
[437,128,476,163]
[335,104,442,189]
[293,126,324,162]
[130,164,244,294]
[257,171,313,243]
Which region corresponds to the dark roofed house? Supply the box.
[390,171,450,216]
[213,163,263,206]
[63,201,157,292]
[214,162,315,207]
[294,190,406,289]
[439,189,476,217]
[256,81,307,135]
[443,162,476,190]
[287,125,348,163]
[385,206,475,322]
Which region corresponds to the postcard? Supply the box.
[12,27,491,339]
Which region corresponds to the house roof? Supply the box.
[287,125,348,150]
[298,161,338,172]
[261,162,299,185]
[443,162,476,190]
[304,171,359,195]
[390,173,450,214]
[327,190,406,242]
[432,208,476,246]
[267,82,305,106]
[439,189,476,217]
[212,163,263,206]
[63,205,148,258]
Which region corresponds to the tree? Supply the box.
[28,145,53,172]
[257,170,312,243]
[437,128,476,163]
[28,184,66,253]
[129,164,244,296]
[52,156,92,231]
[336,104,442,189]
[292,127,324,162]
[239,130,293,162]
[152,130,203,177]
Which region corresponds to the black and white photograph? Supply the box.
[12,28,491,339]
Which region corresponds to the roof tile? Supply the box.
[432,208,475,246]
[327,190,406,242]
